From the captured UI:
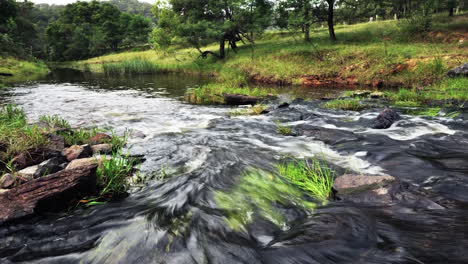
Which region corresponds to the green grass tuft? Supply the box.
[323,98,365,111]
[277,121,293,136]
[277,159,335,202]
[39,115,71,130]
[185,83,276,104]
[0,105,47,168]
[102,58,161,75]
[97,152,135,196]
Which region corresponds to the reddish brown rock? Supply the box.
[0,165,97,223]
[89,133,112,144]
[62,145,92,161]
[334,174,395,195]
[66,156,110,170]
[91,144,113,154]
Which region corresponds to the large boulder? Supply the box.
[447,63,468,78]
[62,144,92,161]
[372,108,400,129]
[0,165,98,223]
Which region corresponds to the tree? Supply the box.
[152,0,273,59]
[325,0,336,41]
[46,1,151,61]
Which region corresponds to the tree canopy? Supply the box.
[46,1,151,61]
[152,0,274,59]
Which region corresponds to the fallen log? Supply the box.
[0,165,98,224]
[224,93,259,105]
[0,72,13,77]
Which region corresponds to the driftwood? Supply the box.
[224,93,260,105]
[0,72,13,77]
[0,165,97,223]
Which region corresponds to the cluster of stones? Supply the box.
[0,132,115,223]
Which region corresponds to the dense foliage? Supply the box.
[46,1,151,61]
[152,0,274,58]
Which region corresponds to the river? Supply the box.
[1,72,467,263]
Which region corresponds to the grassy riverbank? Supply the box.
[64,14,467,105]
[0,105,131,198]
[0,57,50,87]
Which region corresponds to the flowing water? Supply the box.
[1,72,468,264]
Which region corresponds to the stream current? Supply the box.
[0,72,467,263]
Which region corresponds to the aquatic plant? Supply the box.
[277,121,293,136]
[323,98,365,111]
[277,159,335,202]
[215,169,316,230]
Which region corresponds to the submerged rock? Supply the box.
[372,108,400,129]
[447,63,468,78]
[334,174,396,195]
[0,165,98,223]
[62,144,92,161]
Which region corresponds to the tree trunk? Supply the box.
[448,0,455,17]
[219,39,226,59]
[304,5,311,42]
[0,165,98,223]
[327,0,337,42]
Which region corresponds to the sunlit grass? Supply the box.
[277,159,335,202]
